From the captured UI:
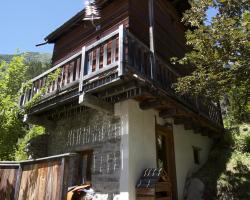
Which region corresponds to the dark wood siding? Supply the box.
[129,0,150,46]
[154,0,187,60]
[129,0,187,65]
[52,0,129,66]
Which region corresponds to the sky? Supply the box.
[0,0,85,54]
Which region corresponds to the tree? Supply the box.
[0,54,51,160]
[174,0,250,122]
[0,56,28,160]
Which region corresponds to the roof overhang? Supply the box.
[45,0,111,43]
[45,0,190,43]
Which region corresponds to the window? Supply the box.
[79,150,93,184]
[156,134,167,170]
[192,146,201,165]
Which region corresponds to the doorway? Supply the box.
[156,125,178,200]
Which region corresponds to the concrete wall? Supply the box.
[173,125,213,200]
[115,100,157,200]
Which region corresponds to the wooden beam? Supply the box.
[159,108,179,118]
[79,93,114,113]
[139,99,162,110]
[173,117,187,125]
[184,121,194,130]
[24,115,56,129]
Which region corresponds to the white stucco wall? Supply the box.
[173,125,213,200]
[115,100,157,200]
[115,100,213,200]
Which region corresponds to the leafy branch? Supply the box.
[19,68,62,112]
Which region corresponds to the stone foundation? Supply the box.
[40,107,121,198]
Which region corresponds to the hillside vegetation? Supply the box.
[0,52,51,79]
[0,52,51,64]
[192,122,250,200]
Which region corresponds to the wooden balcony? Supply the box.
[20,25,223,131]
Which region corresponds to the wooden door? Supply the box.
[156,125,178,200]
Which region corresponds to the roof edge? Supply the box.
[44,0,111,43]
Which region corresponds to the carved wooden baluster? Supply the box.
[34,81,38,95]
[163,67,168,88]
[99,46,104,69]
[96,47,100,71]
[133,43,138,70]
[107,40,112,66]
[103,43,108,68]
[27,88,32,102]
[111,38,116,64]
[29,82,34,99]
[49,77,53,93]
[64,64,69,86]
[73,59,77,82]
[128,39,133,67]
[88,51,93,75]
[75,57,81,80]
[69,61,74,83]
[115,37,119,62]
[92,49,97,72]
[60,66,65,88]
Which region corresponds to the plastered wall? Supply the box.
[115,100,157,200]
[173,125,213,200]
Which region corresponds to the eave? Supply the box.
[44,0,190,43]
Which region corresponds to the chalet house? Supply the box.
[0,0,224,200]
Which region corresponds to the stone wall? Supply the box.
[45,107,121,199]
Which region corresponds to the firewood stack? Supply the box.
[136,168,172,200]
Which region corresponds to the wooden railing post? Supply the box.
[79,46,86,92]
[118,24,124,76]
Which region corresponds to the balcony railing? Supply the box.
[19,53,82,106]
[20,25,223,127]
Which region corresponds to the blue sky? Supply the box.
[0,0,85,54]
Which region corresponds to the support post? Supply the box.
[148,0,156,80]
[79,46,86,92]
[118,24,124,76]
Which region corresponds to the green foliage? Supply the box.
[195,123,250,200]
[15,126,45,161]
[0,56,28,160]
[0,53,51,161]
[173,0,250,122]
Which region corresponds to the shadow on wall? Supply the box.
[185,125,250,200]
